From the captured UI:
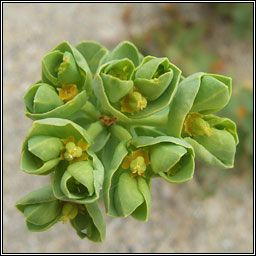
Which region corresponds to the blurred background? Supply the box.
[3,3,253,253]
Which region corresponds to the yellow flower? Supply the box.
[60,202,84,224]
[122,149,150,177]
[58,84,78,102]
[61,136,89,164]
[184,112,212,137]
[121,89,147,115]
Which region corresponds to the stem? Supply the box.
[80,101,101,121]
[126,111,168,129]
[109,124,132,141]
[86,121,105,142]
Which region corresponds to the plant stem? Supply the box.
[86,121,105,142]
[80,101,101,121]
[126,111,168,129]
[109,124,132,141]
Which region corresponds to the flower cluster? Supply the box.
[16,41,238,242]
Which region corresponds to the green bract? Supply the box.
[76,41,109,75]
[24,41,93,120]
[52,150,104,204]
[183,114,238,168]
[167,72,232,137]
[70,201,106,242]
[15,185,62,232]
[104,41,143,67]
[134,56,176,101]
[102,135,194,221]
[24,82,87,120]
[42,41,92,91]
[17,40,239,242]
[130,136,195,184]
[102,138,151,222]
[15,185,105,242]
[94,56,181,122]
[21,118,91,175]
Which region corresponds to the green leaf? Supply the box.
[24,200,60,225]
[21,118,92,176]
[159,153,195,184]
[191,74,232,114]
[15,184,56,212]
[15,185,62,232]
[150,143,187,173]
[131,177,151,222]
[89,129,111,153]
[23,118,91,147]
[76,40,109,74]
[61,161,95,199]
[94,60,181,121]
[167,73,232,137]
[86,202,106,242]
[105,41,141,67]
[86,121,108,149]
[102,140,128,216]
[203,115,239,144]
[42,41,93,94]
[21,150,60,175]
[26,215,60,232]
[24,83,87,120]
[109,124,132,142]
[184,135,235,169]
[131,136,195,184]
[58,51,82,86]
[134,57,174,101]
[28,136,63,162]
[70,202,106,242]
[167,72,204,137]
[114,172,145,217]
[191,128,236,168]
[53,150,104,204]
[41,50,63,86]
[133,126,166,137]
[99,58,135,103]
[33,84,63,113]
[131,135,193,150]
[134,71,173,101]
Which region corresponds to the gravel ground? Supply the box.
[3,3,253,253]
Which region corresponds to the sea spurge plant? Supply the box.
[16,40,238,242]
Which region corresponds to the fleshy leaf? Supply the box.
[105,41,141,67]
[150,143,187,174]
[60,161,95,199]
[24,83,87,120]
[28,136,63,162]
[114,172,145,217]
[131,177,151,222]
[70,202,106,242]
[33,84,64,113]
[131,136,195,184]
[102,140,128,216]
[53,150,104,204]
[167,72,232,137]
[94,60,181,121]
[188,128,236,168]
[15,185,62,232]
[76,41,109,74]
[134,57,174,101]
